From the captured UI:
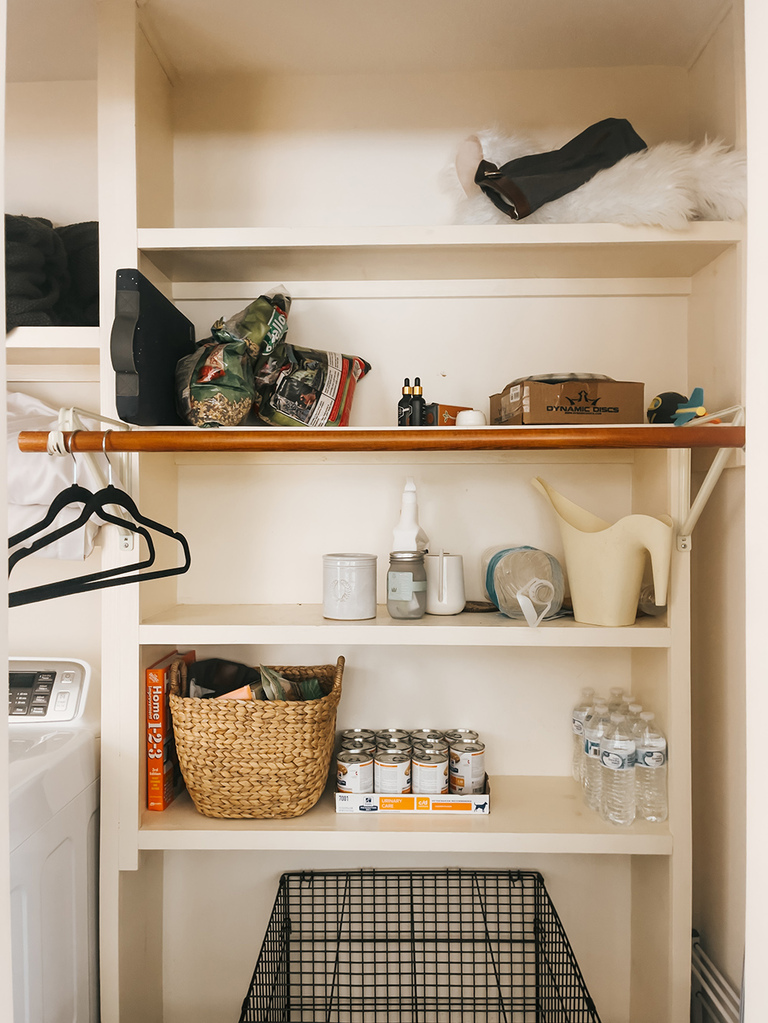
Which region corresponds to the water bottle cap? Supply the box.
[610,687,624,697]
[628,703,643,714]
[611,713,625,723]
[641,711,655,721]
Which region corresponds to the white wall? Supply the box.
[687,3,747,992]
[170,66,690,229]
[5,80,97,224]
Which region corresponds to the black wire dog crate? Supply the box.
[239,869,601,1023]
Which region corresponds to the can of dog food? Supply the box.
[375,739,412,755]
[340,738,376,754]
[341,728,375,743]
[374,729,411,744]
[374,751,411,793]
[443,729,479,745]
[336,750,374,793]
[449,740,486,794]
[409,729,444,743]
[411,750,450,794]
[411,738,449,755]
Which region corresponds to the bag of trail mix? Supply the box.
[175,337,255,427]
[249,342,370,427]
[212,289,291,358]
[211,288,371,428]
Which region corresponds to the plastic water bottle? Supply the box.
[635,712,668,822]
[583,702,610,810]
[599,714,636,825]
[625,702,644,732]
[607,687,625,713]
[619,693,637,715]
[571,687,595,782]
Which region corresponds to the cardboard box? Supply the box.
[335,778,490,814]
[490,377,645,425]
[424,402,472,427]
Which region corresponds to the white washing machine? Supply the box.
[8,658,100,1023]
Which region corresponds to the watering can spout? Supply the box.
[531,477,673,627]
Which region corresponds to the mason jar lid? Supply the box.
[389,550,426,561]
[323,553,377,563]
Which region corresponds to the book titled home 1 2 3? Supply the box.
[146,650,194,810]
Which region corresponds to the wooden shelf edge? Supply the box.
[18,424,745,454]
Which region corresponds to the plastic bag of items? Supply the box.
[211,289,371,427]
[187,658,324,702]
[482,545,567,627]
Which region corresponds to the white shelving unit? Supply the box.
[99,0,747,1018]
[6,1,753,1022]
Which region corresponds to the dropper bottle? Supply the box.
[410,377,426,426]
[397,378,413,426]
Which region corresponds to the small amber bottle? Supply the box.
[410,377,426,426]
[397,378,413,426]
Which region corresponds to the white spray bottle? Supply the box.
[392,477,429,551]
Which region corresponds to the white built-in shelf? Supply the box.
[6,325,99,356]
[138,603,670,647]
[136,223,743,285]
[6,326,100,381]
[137,776,673,854]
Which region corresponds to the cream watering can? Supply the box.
[531,477,673,627]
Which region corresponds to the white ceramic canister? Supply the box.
[322,553,377,620]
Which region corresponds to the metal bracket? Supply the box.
[676,405,745,552]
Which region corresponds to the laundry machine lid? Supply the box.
[8,726,100,851]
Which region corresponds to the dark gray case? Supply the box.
[110,268,196,425]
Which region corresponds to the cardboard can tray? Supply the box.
[335,777,491,814]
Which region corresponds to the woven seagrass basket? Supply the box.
[168,656,344,819]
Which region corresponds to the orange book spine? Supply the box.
[146,665,173,811]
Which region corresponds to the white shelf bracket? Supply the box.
[677,405,745,552]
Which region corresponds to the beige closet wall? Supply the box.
[689,3,746,990]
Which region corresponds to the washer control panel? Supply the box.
[8,658,90,722]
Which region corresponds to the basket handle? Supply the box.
[168,659,188,697]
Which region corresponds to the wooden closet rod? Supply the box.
[17,425,746,454]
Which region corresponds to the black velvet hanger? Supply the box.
[9,430,156,579]
[8,432,190,607]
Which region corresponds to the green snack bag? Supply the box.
[176,338,255,427]
[212,289,291,359]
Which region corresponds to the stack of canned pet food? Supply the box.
[336,728,486,796]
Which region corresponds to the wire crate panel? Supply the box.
[239,869,601,1023]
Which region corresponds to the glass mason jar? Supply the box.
[386,550,427,619]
